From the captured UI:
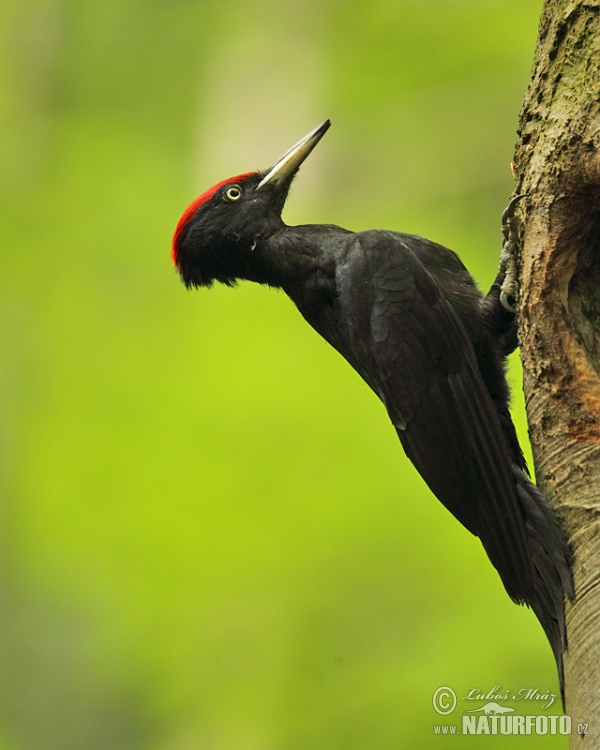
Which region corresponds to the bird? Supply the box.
[171,119,573,694]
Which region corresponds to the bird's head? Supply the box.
[172,120,331,288]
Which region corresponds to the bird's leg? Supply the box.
[499,194,526,313]
[480,194,527,356]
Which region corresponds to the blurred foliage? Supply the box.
[0,0,569,748]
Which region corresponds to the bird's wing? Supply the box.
[336,232,534,603]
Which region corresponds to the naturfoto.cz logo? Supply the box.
[432,685,589,737]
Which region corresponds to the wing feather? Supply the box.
[337,232,534,602]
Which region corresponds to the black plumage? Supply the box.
[172,120,573,693]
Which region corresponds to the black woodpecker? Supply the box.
[172,120,573,694]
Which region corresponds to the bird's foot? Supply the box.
[499,194,526,313]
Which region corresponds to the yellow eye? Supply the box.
[225,186,242,201]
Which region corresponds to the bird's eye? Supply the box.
[225,186,242,202]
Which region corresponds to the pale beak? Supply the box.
[257,119,331,190]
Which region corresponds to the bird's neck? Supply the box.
[249,223,352,304]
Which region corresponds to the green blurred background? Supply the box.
[1,1,569,748]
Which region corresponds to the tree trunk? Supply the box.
[513,0,600,741]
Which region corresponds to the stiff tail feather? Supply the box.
[512,464,574,704]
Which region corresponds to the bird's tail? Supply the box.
[512,464,574,703]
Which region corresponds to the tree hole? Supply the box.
[567,187,600,374]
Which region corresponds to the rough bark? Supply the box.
[513,0,600,742]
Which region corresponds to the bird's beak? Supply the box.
[257,119,331,190]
